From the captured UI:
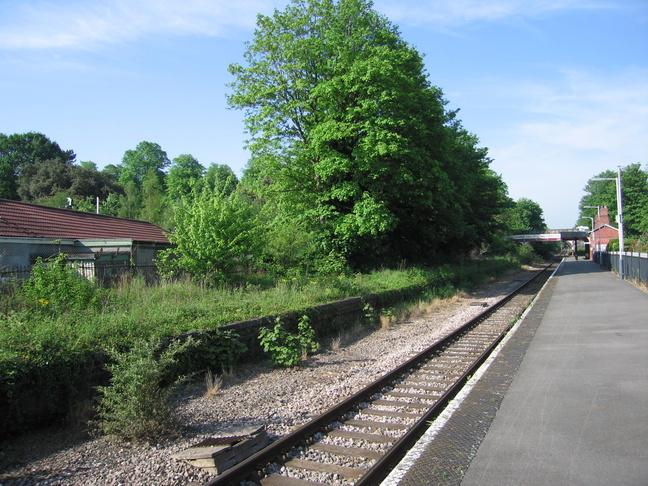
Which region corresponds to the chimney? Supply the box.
[596,206,611,227]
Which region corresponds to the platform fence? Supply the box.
[594,251,648,284]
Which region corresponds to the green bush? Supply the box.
[0,339,99,434]
[95,337,193,443]
[1,256,522,435]
[19,254,97,313]
[515,243,541,265]
[259,315,320,367]
[170,329,247,378]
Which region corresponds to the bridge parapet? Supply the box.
[508,230,590,242]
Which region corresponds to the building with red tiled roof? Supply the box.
[0,198,171,275]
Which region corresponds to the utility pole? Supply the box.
[592,167,625,279]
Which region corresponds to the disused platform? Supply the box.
[382,258,648,485]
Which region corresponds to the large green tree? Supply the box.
[166,154,205,201]
[580,163,648,236]
[202,163,239,195]
[230,0,499,268]
[507,198,547,232]
[0,132,76,200]
[119,141,170,189]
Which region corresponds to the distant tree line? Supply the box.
[0,132,239,230]
[3,0,588,278]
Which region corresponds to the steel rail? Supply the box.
[203,259,558,486]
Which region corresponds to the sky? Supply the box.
[1,0,647,229]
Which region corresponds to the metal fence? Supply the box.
[595,251,648,284]
[1,260,161,286]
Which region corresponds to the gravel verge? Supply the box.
[0,266,539,486]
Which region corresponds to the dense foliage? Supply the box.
[95,337,192,442]
[228,0,509,268]
[0,2,557,275]
[579,163,648,238]
[0,256,523,435]
[158,185,263,283]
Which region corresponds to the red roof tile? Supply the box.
[0,199,170,243]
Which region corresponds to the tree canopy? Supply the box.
[507,198,547,232]
[166,154,205,201]
[229,0,508,268]
[119,141,170,189]
[0,132,76,200]
[579,163,648,236]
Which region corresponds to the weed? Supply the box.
[259,315,320,368]
[19,254,97,313]
[94,337,193,443]
[379,308,396,330]
[204,369,223,397]
[330,334,342,351]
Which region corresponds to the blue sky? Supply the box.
[1,0,647,229]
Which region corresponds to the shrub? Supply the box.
[259,315,320,367]
[170,329,247,378]
[515,243,541,265]
[95,337,193,443]
[19,254,96,313]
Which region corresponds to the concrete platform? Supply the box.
[385,258,648,486]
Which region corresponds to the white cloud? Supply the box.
[481,67,648,227]
[0,0,281,50]
[514,68,648,156]
[375,0,617,28]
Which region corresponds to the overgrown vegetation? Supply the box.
[259,315,320,367]
[94,337,193,443]
[19,253,98,313]
[0,251,531,437]
[0,0,588,442]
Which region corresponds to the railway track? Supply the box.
[203,259,560,486]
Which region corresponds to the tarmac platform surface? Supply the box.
[383,258,648,486]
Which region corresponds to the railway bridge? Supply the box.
[507,229,590,243]
[507,229,591,257]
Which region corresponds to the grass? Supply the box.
[0,256,527,435]
[0,257,520,362]
[204,369,223,398]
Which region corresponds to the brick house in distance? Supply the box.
[590,206,619,253]
[0,198,171,280]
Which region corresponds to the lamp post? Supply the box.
[592,167,625,279]
[581,216,594,261]
[583,205,603,262]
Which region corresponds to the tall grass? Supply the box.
[0,255,525,434]
[0,257,521,360]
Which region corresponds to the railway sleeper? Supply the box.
[372,399,431,409]
[386,390,442,400]
[360,407,422,420]
[344,419,409,430]
[261,473,325,485]
[397,384,449,394]
[328,429,395,443]
[309,442,384,460]
[405,374,457,384]
[284,458,366,479]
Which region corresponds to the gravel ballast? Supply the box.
[0,268,538,486]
